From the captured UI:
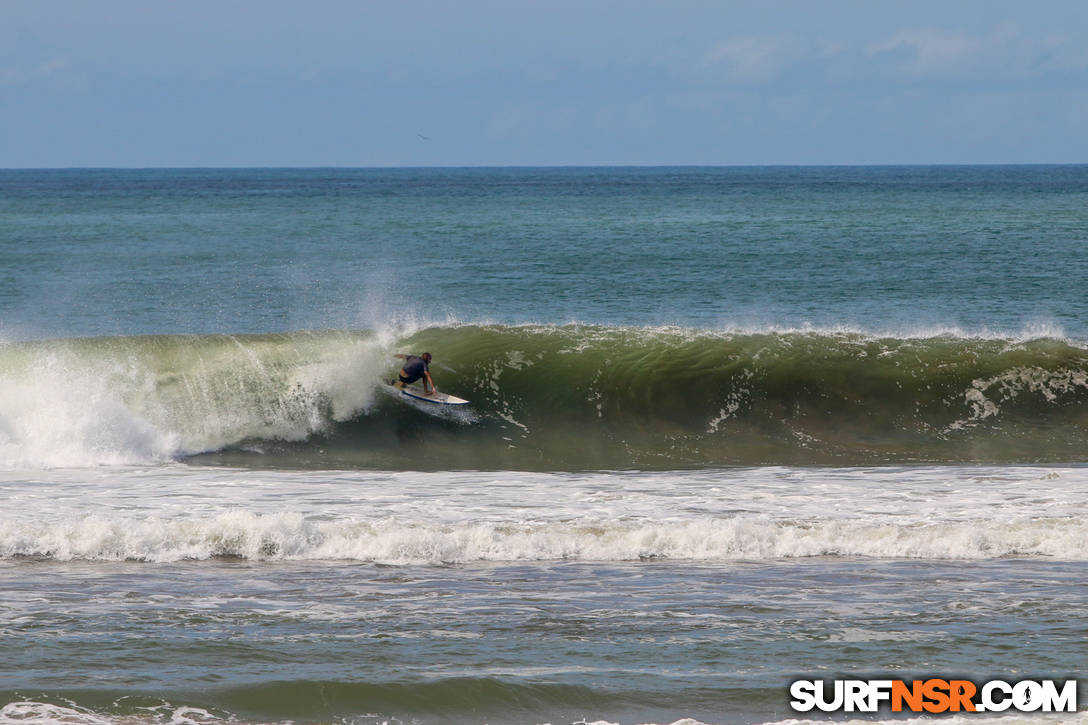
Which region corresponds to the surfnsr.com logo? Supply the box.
[789,679,1078,713]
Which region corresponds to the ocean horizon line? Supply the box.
[4,161,1088,171]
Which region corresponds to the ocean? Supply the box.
[1,166,1086,725]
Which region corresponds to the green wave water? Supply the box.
[385,324,1088,467]
[0,679,780,725]
[3,325,1087,469]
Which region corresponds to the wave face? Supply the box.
[389,324,1088,468]
[2,325,1088,469]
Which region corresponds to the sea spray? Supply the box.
[0,331,385,467]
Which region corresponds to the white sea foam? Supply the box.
[0,352,178,467]
[0,702,116,725]
[0,702,225,725]
[3,510,1086,564]
[0,332,390,468]
[3,465,1087,564]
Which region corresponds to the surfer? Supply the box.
[393,352,436,395]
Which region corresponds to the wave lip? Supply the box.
[4,512,1086,564]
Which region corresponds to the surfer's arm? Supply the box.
[424,371,437,394]
[393,353,406,360]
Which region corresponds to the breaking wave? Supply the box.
[2,324,1088,469]
[3,511,1086,564]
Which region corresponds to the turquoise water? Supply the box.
[1,167,1087,724]
[3,166,1087,338]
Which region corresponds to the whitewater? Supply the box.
[3,465,1088,563]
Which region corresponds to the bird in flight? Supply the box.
[417,133,432,141]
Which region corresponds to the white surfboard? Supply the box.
[387,383,470,406]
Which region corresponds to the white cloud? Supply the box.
[704,35,803,83]
[865,25,1088,83]
[867,28,979,75]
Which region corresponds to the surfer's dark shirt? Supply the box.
[400,355,429,382]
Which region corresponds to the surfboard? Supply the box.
[386,383,470,406]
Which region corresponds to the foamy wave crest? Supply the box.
[0,702,225,725]
[4,513,1086,564]
[0,702,711,725]
[0,353,178,467]
[0,332,387,468]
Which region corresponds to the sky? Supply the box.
[2,0,1087,167]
